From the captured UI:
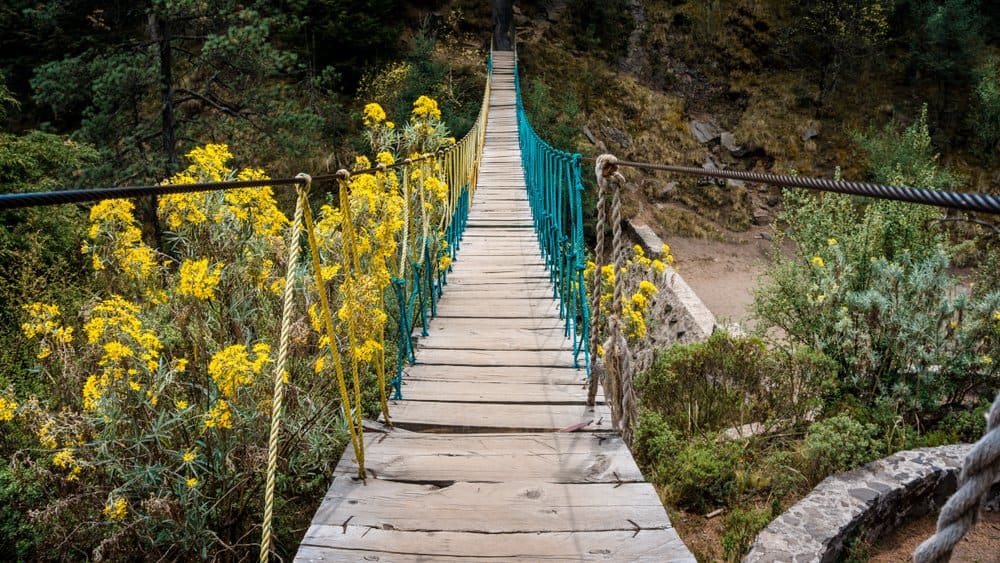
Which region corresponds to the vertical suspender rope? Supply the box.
[302,173,365,481]
[260,175,309,562]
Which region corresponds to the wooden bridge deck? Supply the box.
[295,52,693,562]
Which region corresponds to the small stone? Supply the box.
[725,178,745,190]
[760,231,773,241]
[752,211,771,226]
[766,195,780,207]
[720,131,742,153]
[690,119,721,143]
[802,121,820,141]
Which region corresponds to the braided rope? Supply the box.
[608,158,635,442]
[588,156,611,405]
[259,175,309,562]
[914,390,1000,563]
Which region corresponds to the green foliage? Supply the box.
[0,130,99,395]
[754,108,998,421]
[800,414,882,482]
[635,410,744,512]
[971,56,1000,159]
[565,0,635,63]
[780,0,892,102]
[521,77,581,150]
[637,332,836,436]
[937,400,991,443]
[721,506,773,562]
[0,462,43,559]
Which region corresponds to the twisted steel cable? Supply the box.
[586,158,1000,215]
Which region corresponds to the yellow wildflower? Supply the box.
[182,449,197,463]
[204,399,233,430]
[411,95,441,120]
[363,102,386,126]
[828,238,838,246]
[186,477,198,488]
[639,280,658,296]
[982,355,994,365]
[811,256,825,268]
[178,258,223,301]
[175,400,189,410]
[103,497,127,521]
[208,343,270,398]
[0,392,16,421]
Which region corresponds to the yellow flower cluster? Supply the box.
[586,244,672,343]
[159,145,288,240]
[363,102,387,126]
[0,390,17,421]
[178,258,224,300]
[208,343,271,398]
[52,448,83,481]
[21,302,74,360]
[412,95,441,120]
[204,399,233,430]
[103,497,127,521]
[81,296,163,411]
[84,199,158,279]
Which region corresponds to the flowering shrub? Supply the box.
[2,93,461,559]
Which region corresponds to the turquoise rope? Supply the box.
[513,58,591,374]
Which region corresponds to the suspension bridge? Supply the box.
[293,49,693,562]
[3,38,1000,562]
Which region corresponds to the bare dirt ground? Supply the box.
[870,511,1000,562]
[665,224,778,328]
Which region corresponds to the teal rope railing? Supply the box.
[513,58,590,374]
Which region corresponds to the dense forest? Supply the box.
[2,0,999,560]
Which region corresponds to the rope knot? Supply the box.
[596,154,620,178]
[335,169,351,181]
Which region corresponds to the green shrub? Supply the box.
[972,56,1000,159]
[938,401,990,443]
[801,414,882,482]
[637,332,836,436]
[755,108,1000,423]
[721,506,773,562]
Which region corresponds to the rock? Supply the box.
[600,125,631,149]
[689,119,721,143]
[752,211,772,226]
[702,154,721,171]
[656,181,678,199]
[720,131,742,153]
[766,195,780,207]
[760,231,773,241]
[725,178,746,190]
[801,120,820,142]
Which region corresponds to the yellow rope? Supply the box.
[301,177,365,480]
[259,175,309,563]
[337,174,366,473]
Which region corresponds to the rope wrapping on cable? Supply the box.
[594,154,636,442]
[913,390,1000,563]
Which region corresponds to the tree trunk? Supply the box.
[148,11,174,250]
[492,0,514,51]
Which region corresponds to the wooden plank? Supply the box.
[309,478,663,533]
[401,381,602,405]
[296,528,693,562]
[414,348,571,367]
[416,330,570,351]
[387,401,612,432]
[403,364,587,385]
[433,303,561,319]
[335,432,627,483]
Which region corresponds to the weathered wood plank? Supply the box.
[335,432,627,483]
[403,364,587,385]
[400,380,602,405]
[414,348,572,367]
[310,478,663,533]
[387,401,612,432]
[296,528,694,562]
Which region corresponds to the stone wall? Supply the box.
[626,219,715,343]
[743,445,985,563]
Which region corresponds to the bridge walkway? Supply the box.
[294,51,693,562]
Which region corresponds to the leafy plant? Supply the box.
[800,414,882,482]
